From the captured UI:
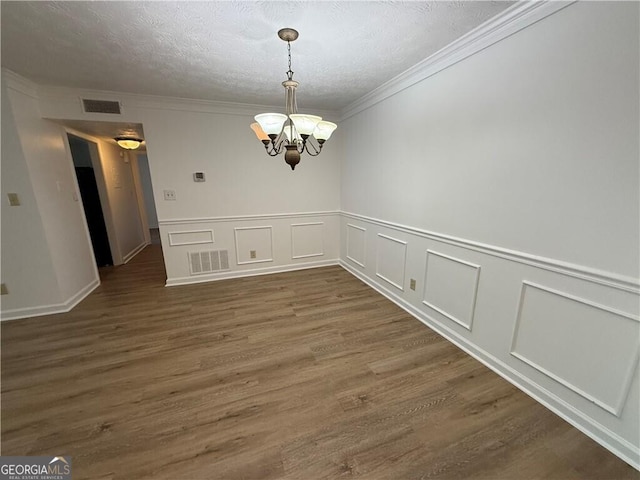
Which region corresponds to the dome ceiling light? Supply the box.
[114,136,144,150]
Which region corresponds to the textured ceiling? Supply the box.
[1,1,514,111]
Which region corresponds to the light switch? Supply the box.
[7,193,20,206]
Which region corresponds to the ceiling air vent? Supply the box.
[81,98,121,114]
[189,250,230,275]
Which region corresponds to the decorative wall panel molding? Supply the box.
[234,226,274,265]
[376,234,407,291]
[162,212,340,288]
[422,250,481,331]
[291,222,324,259]
[341,211,639,294]
[346,224,366,267]
[159,210,340,226]
[168,229,214,246]
[510,281,640,417]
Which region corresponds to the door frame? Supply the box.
[65,129,123,265]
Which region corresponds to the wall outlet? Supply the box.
[1,283,8,295]
[250,250,257,259]
[163,189,176,201]
[410,279,416,291]
[7,193,20,206]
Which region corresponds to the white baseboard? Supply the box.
[122,241,149,264]
[1,278,100,322]
[339,259,640,470]
[165,259,340,287]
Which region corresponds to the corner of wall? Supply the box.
[2,70,100,320]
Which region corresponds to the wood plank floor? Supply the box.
[2,245,637,479]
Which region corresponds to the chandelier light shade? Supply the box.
[289,114,322,136]
[250,122,271,142]
[313,121,338,141]
[254,113,287,136]
[251,28,337,170]
[115,136,143,150]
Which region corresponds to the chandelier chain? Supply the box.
[286,41,294,80]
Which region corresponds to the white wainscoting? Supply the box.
[423,250,481,331]
[168,229,214,246]
[291,222,325,259]
[346,223,366,267]
[511,281,639,417]
[160,212,340,287]
[339,212,640,470]
[376,233,407,291]
[234,226,274,265]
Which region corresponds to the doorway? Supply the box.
[67,134,113,267]
[135,153,160,245]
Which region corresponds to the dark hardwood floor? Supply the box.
[1,245,637,479]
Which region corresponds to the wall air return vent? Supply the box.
[81,98,122,114]
[189,250,229,275]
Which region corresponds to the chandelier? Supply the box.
[250,28,337,170]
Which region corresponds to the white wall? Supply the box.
[342,2,638,279]
[142,107,342,282]
[141,109,342,220]
[1,72,99,320]
[1,75,62,315]
[340,1,639,468]
[37,90,343,284]
[136,154,158,228]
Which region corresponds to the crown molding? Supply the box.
[1,68,39,99]
[339,0,576,121]
[36,84,340,119]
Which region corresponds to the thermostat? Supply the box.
[193,172,205,182]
